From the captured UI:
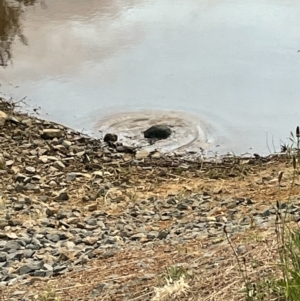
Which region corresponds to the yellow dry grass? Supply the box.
[1,155,299,301]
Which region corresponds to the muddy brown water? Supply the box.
[1,0,300,155]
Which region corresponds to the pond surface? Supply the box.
[1,0,300,155]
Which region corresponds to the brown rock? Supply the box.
[135,150,149,160]
[0,110,8,126]
[83,236,98,245]
[85,204,98,211]
[41,129,63,139]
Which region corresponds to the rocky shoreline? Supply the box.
[0,97,299,300]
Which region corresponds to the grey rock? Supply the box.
[32,175,41,181]
[57,233,69,240]
[33,270,47,277]
[22,249,35,258]
[147,231,158,240]
[260,209,275,217]
[86,250,96,259]
[26,244,38,251]
[102,237,117,245]
[96,186,110,198]
[56,191,69,201]
[101,250,116,259]
[21,118,32,126]
[120,231,130,238]
[61,241,75,249]
[25,167,35,174]
[46,234,60,242]
[18,262,43,275]
[5,160,14,167]
[167,198,177,205]
[53,161,65,170]
[0,241,6,248]
[2,274,15,282]
[38,195,48,202]
[13,203,24,211]
[185,223,196,230]
[19,235,32,245]
[82,195,90,202]
[10,289,27,297]
[254,216,270,227]
[15,184,24,192]
[15,173,26,182]
[66,173,77,181]
[30,238,43,250]
[43,263,53,271]
[0,253,6,262]
[6,251,23,261]
[246,199,255,206]
[115,145,135,153]
[8,219,21,227]
[177,203,188,210]
[169,211,184,218]
[236,245,247,255]
[25,183,38,191]
[8,277,20,286]
[91,283,106,297]
[172,227,184,235]
[278,202,288,210]
[53,265,67,274]
[40,218,56,228]
[45,207,58,217]
[5,241,21,251]
[239,216,251,225]
[84,218,97,226]
[57,211,70,220]
[157,230,169,240]
[0,219,8,230]
[130,233,146,241]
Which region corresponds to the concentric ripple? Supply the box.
[96,110,214,153]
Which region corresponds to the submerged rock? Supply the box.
[143,124,171,140]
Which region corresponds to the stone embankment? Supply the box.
[0,98,299,300]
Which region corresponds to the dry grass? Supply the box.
[0,227,283,301]
[1,155,299,301]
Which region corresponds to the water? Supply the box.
[1,0,300,155]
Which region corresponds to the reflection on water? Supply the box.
[0,0,37,66]
[0,0,300,155]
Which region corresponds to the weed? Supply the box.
[153,265,191,301]
[38,288,61,301]
[281,126,300,161]
[231,126,300,300]
[161,265,192,283]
